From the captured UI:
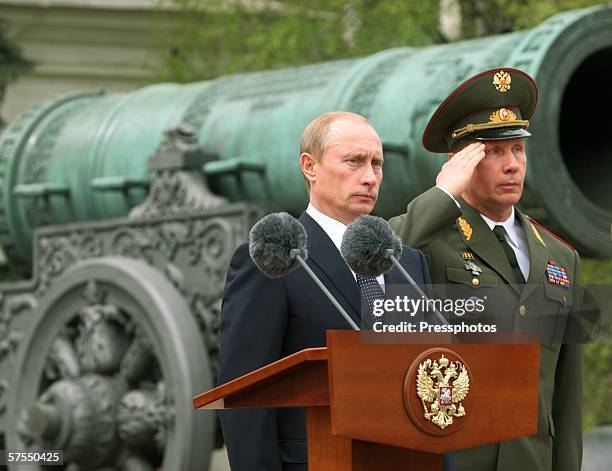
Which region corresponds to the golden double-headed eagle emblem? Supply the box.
[493,70,512,92]
[416,355,470,430]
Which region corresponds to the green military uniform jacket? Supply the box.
[389,187,582,471]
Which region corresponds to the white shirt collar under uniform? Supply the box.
[306,203,385,289]
[479,207,530,281]
[480,207,521,249]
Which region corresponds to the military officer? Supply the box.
[390,68,582,471]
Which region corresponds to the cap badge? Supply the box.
[493,70,512,92]
[458,217,473,241]
[489,108,517,123]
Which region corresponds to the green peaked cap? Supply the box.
[422,68,539,153]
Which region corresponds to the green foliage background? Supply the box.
[153,0,608,83]
[580,259,612,429]
[0,18,31,128]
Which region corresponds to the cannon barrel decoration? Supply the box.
[0,6,610,471]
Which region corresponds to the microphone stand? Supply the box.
[385,249,450,326]
[290,249,360,331]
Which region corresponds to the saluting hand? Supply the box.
[435,142,485,197]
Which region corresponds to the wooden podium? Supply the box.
[194,331,540,470]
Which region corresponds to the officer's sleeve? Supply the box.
[217,243,288,471]
[552,250,583,471]
[389,186,462,248]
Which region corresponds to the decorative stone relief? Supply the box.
[0,293,37,363]
[191,293,223,378]
[36,230,103,296]
[129,125,226,220]
[15,284,172,469]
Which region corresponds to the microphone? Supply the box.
[341,215,449,326]
[340,214,402,277]
[249,213,359,330]
[249,211,307,278]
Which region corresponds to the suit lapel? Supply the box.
[517,210,549,301]
[299,212,362,321]
[457,200,521,294]
[384,270,400,285]
[384,256,411,285]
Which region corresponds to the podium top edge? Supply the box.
[193,347,327,409]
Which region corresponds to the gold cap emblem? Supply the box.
[417,355,470,430]
[489,107,517,123]
[493,70,512,92]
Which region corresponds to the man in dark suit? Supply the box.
[218,112,452,470]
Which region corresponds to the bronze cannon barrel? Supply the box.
[0,6,611,262]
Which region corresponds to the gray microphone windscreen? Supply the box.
[249,212,308,278]
[341,215,403,277]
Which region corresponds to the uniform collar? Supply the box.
[479,207,522,249]
[457,199,520,291]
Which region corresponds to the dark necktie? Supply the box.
[493,225,526,284]
[356,274,385,317]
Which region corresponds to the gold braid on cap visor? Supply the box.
[451,119,530,139]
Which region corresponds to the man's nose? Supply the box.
[361,164,378,185]
[502,150,520,172]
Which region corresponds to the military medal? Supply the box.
[464,261,482,275]
[546,261,569,287]
[462,252,481,285]
[461,252,475,260]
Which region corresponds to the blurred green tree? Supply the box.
[0,17,31,129]
[153,0,606,82]
[152,0,441,82]
[458,0,608,37]
[580,259,612,428]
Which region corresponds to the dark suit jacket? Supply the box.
[218,211,447,471]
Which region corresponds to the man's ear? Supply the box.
[301,152,317,185]
[447,152,455,161]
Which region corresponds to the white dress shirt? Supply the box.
[479,207,530,281]
[306,203,385,290]
[437,187,531,281]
